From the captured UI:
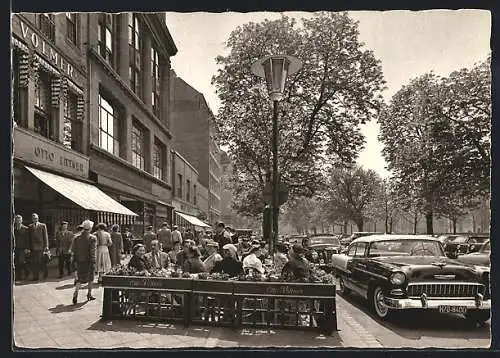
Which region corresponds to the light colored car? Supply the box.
[456,240,490,267]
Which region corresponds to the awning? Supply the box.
[175,212,211,228]
[25,166,138,216]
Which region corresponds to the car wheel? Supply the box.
[338,277,350,296]
[465,309,491,326]
[370,285,391,320]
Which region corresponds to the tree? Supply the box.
[323,166,383,231]
[378,59,491,234]
[212,12,385,216]
[435,191,481,234]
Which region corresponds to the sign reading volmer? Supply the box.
[14,127,89,179]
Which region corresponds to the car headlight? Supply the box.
[390,272,406,285]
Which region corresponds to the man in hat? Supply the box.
[213,222,232,248]
[55,221,74,278]
[13,214,30,281]
[202,240,223,273]
[157,222,172,252]
[71,220,97,304]
[281,244,312,281]
[143,225,157,253]
[237,236,252,259]
[171,225,183,247]
[28,213,49,281]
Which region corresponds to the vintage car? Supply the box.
[456,240,491,267]
[331,234,490,324]
[307,235,342,264]
[341,232,384,247]
[440,234,490,258]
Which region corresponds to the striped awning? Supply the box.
[175,212,211,228]
[77,95,85,121]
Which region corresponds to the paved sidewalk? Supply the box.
[13,276,382,349]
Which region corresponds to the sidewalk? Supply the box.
[13,275,381,349]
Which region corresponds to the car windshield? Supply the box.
[368,239,444,257]
[448,236,468,243]
[480,241,491,253]
[310,237,341,246]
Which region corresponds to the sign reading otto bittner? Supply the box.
[14,127,89,178]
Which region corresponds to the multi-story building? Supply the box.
[169,70,223,226]
[11,12,178,244]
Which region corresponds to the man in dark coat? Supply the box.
[213,222,232,248]
[281,244,312,281]
[157,222,172,252]
[56,221,74,278]
[28,213,49,281]
[143,225,157,253]
[13,215,30,280]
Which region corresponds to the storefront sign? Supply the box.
[14,127,89,178]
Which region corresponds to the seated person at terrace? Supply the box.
[145,240,170,269]
[242,242,265,274]
[176,239,193,268]
[128,244,151,274]
[183,246,205,273]
[202,240,223,272]
[281,244,311,281]
[211,244,244,277]
[167,241,181,265]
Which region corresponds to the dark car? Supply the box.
[331,234,491,324]
[307,235,342,264]
[456,240,491,267]
[442,234,490,258]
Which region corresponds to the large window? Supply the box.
[98,94,120,156]
[186,179,191,202]
[34,71,52,140]
[63,92,82,151]
[131,122,145,171]
[128,14,141,97]
[98,14,114,66]
[153,141,164,180]
[66,13,78,45]
[36,14,55,42]
[151,46,161,117]
[177,174,183,198]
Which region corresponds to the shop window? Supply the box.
[128,14,142,97]
[66,13,78,45]
[98,14,114,66]
[36,14,55,42]
[151,45,161,117]
[153,140,164,180]
[177,173,183,198]
[186,179,191,202]
[131,121,145,171]
[34,71,53,140]
[63,91,82,152]
[98,93,120,156]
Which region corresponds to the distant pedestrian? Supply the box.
[143,225,157,252]
[71,220,97,304]
[13,214,30,281]
[95,223,112,282]
[109,224,124,267]
[171,225,183,247]
[28,213,49,281]
[123,228,133,255]
[157,222,172,252]
[55,221,74,278]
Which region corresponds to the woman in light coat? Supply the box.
[109,224,124,267]
[95,223,112,282]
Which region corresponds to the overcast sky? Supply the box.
[165,10,491,178]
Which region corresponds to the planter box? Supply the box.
[102,275,192,291]
[233,281,336,298]
[191,280,235,327]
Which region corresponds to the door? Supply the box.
[348,242,369,296]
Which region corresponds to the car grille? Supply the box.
[407,283,484,298]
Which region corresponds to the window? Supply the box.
[63,92,82,151]
[193,185,197,205]
[66,13,78,45]
[131,122,145,170]
[151,46,161,117]
[353,243,367,257]
[128,14,141,97]
[98,94,120,156]
[186,180,191,202]
[98,14,114,66]
[34,71,52,140]
[36,14,55,42]
[177,174,183,198]
[152,141,164,180]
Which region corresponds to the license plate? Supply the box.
[438,305,467,314]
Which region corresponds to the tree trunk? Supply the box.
[389,217,393,234]
[413,215,418,234]
[385,216,389,234]
[343,221,348,234]
[313,227,317,235]
[425,211,434,235]
[472,214,476,233]
[452,218,457,234]
[374,222,377,232]
[355,218,364,232]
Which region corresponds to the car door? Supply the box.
[346,243,368,296]
[343,244,357,288]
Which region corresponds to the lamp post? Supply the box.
[251,55,302,255]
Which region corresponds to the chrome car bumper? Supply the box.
[383,296,491,310]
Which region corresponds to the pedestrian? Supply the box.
[213,222,232,248]
[143,225,157,253]
[95,223,112,283]
[123,228,133,255]
[28,213,49,281]
[71,220,97,304]
[157,222,172,252]
[109,224,124,267]
[55,221,74,278]
[212,243,243,277]
[13,214,30,281]
[171,225,183,247]
[183,246,205,273]
[202,240,223,273]
[145,240,170,270]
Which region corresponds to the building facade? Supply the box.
[169,71,223,225]
[11,12,178,245]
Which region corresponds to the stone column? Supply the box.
[118,14,130,80]
[147,129,154,174]
[161,61,172,128]
[120,106,132,161]
[142,35,152,110]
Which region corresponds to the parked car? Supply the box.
[441,234,490,258]
[340,232,384,247]
[308,235,342,264]
[456,240,491,267]
[331,234,490,324]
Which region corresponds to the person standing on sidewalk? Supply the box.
[13,214,30,281]
[171,225,183,248]
[71,220,97,304]
[157,223,172,252]
[95,223,112,283]
[28,213,49,281]
[55,221,74,278]
[143,225,157,253]
[109,224,124,267]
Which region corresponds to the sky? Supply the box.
[164,10,491,178]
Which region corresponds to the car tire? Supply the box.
[369,285,392,320]
[338,277,350,296]
[465,309,490,326]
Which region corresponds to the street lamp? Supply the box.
[251,55,302,255]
